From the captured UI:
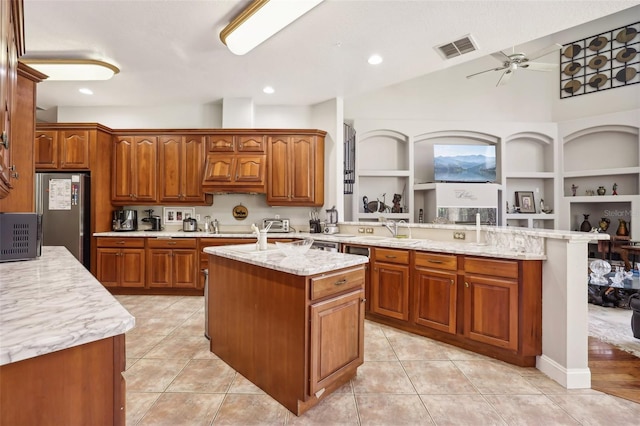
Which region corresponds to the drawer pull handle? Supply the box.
[385,255,397,259]
[450,279,454,285]
[334,279,347,286]
[116,241,125,245]
[168,242,177,245]
[428,259,443,264]
[465,282,469,288]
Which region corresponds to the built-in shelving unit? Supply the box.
[503,132,557,230]
[560,123,640,238]
[353,128,411,222]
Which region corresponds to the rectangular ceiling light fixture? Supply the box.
[21,58,119,80]
[220,0,324,55]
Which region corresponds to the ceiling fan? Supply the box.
[466,43,562,86]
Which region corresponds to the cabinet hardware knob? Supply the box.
[334,279,347,286]
[239,143,243,149]
[11,171,18,179]
[9,164,16,171]
[361,298,366,303]
[465,282,469,287]
[450,279,454,285]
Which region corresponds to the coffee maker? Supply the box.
[141,209,162,231]
[112,209,137,231]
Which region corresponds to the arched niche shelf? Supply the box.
[563,124,639,172]
[505,131,555,174]
[358,128,409,171]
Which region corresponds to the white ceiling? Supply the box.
[23,0,640,110]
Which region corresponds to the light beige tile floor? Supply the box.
[118,295,640,425]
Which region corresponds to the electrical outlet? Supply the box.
[365,227,374,233]
[453,231,466,240]
[358,227,365,233]
[196,214,201,221]
[275,214,280,219]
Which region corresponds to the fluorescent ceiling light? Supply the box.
[220,0,324,55]
[21,59,119,81]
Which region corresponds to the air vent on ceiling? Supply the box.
[436,35,478,59]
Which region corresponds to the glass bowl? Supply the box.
[275,238,313,257]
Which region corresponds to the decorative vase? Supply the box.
[580,214,592,232]
[616,219,629,236]
[597,186,606,196]
[599,217,610,232]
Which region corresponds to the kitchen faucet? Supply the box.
[382,219,410,238]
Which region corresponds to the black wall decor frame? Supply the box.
[560,21,639,98]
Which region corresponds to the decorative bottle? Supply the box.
[616,219,629,236]
[580,214,592,232]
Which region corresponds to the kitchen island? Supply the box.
[204,244,368,416]
[0,246,135,425]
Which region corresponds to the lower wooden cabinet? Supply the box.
[370,247,410,321]
[413,252,458,335]
[147,238,198,288]
[96,238,146,288]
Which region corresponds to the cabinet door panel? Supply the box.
[96,248,120,288]
[371,262,409,321]
[120,249,145,288]
[35,130,58,169]
[206,135,234,152]
[237,135,265,152]
[202,154,235,184]
[309,289,364,394]
[172,249,197,288]
[413,268,456,334]
[132,137,157,202]
[181,136,204,201]
[235,156,265,183]
[266,136,289,202]
[158,135,182,201]
[147,249,172,288]
[112,137,133,201]
[290,136,314,202]
[464,274,518,350]
[59,130,90,169]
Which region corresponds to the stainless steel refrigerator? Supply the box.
[35,172,91,269]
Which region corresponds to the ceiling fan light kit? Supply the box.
[220,0,324,55]
[560,21,639,98]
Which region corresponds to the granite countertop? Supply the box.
[94,231,293,238]
[0,246,135,366]
[204,243,369,276]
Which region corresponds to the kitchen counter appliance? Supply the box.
[141,209,162,231]
[262,218,290,233]
[0,212,42,262]
[324,206,339,234]
[112,209,138,231]
[183,217,198,232]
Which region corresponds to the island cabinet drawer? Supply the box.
[463,257,518,279]
[374,248,409,265]
[415,251,457,271]
[96,237,145,248]
[311,267,365,300]
[147,238,197,249]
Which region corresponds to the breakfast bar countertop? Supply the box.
[0,246,135,366]
[204,244,368,276]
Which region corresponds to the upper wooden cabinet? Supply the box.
[206,134,265,153]
[0,0,24,199]
[202,134,267,193]
[159,135,206,203]
[112,136,158,203]
[267,133,324,206]
[35,129,90,170]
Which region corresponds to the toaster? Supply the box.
[262,218,290,233]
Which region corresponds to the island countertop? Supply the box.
[204,243,368,276]
[0,246,135,366]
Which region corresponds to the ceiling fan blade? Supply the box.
[496,69,513,86]
[526,43,562,61]
[466,65,507,79]
[519,61,556,71]
[490,51,510,63]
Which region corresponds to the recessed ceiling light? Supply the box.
[78,88,93,95]
[263,86,275,94]
[368,54,383,65]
